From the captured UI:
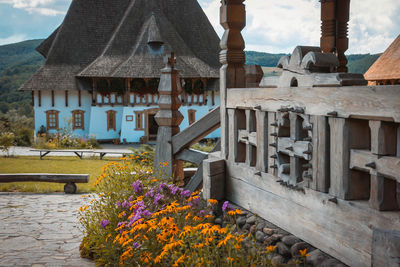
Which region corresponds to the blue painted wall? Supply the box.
[34,90,92,137]
[34,90,220,143]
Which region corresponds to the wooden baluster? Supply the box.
[368,121,398,210]
[154,53,184,183]
[310,115,330,192]
[329,118,370,200]
[267,112,277,175]
[220,0,246,159]
[256,110,267,172]
[289,112,302,185]
[245,110,256,167]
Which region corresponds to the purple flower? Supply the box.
[142,210,152,217]
[116,201,122,207]
[100,219,110,229]
[153,193,164,205]
[145,187,155,198]
[199,210,206,216]
[159,183,167,190]
[192,197,200,206]
[222,201,230,212]
[132,180,143,194]
[181,190,191,198]
[132,242,141,249]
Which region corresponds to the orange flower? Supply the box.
[207,199,218,205]
[299,248,310,257]
[266,245,277,253]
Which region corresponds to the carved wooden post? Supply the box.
[336,0,350,73]
[220,0,246,159]
[320,0,350,73]
[154,52,184,182]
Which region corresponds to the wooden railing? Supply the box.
[225,84,400,211]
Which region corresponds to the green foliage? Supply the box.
[0,40,44,117]
[347,53,381,74]
[79,160,277,266]
[245,51,287,67]
[0,132,15,156]
[129,144,155,165]
[0,111,34,146]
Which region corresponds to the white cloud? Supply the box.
[199,0,400,54]
[0,34,27,45]
[0,0,67,16]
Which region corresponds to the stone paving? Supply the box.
[0,193,95,267]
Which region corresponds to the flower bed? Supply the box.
[79,158,309,266]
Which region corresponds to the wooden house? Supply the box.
[19,0,221,143]
[154,1,400,266]
[364,34,400,85]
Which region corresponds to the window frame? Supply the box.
[72,110,85,130]
[106,110,117,131]
[134,111,144,130]
[46,110,59,130]
[188,109,196,125]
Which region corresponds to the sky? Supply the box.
[0,0,399,54]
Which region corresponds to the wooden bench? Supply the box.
[0,173,89,194]
[30,149,94,160]
[91,151,133,160]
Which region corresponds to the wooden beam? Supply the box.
[0,173,89,183]
[175,149,208,166]
[172,106,220,155]
[226,85,400,123]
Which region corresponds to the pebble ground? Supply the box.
[0,193,95,267]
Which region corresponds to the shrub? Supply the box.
[129,144,155,165]
[0,132,15,157]
[79,159,276,266]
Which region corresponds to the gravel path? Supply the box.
[0,193,95,267]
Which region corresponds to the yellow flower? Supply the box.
[226,257,234,264]
[194,243,204,249]
[207,199,218,205]
[299,248,310,257]
[173,255,186,267]
[266,245,277,253]
[162,162,168,167]
[227,209,243,216]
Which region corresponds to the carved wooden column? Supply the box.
[320,0,350,73]
[154,52,184,183]
[336,0,350,73]
[320,0,336,54]
[220,0,246,159]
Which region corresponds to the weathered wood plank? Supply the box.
[329,118,370,200]
[369,120,397,156]
[172,106,220,154]
[310,115,330,192]
[224,162,400,267]
[175,149,208,166]
[372,228,400,267]
[256,111,268,172]
[267,112,277,175]
[203,158,226,200]
[226,85,400,122]
[277,138,312,160]
[184,140,221,192]
[350,149,400,184]
[0,174,89,183]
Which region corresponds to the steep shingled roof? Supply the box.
[20,0,221,91]
[364,34,400,82]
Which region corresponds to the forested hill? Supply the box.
[0,39,44,115]
[0,39,380,116]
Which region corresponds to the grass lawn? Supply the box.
[0,156,120,193]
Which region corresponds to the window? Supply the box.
[72,110,85,130]
[106,110,116,131]
[188,109,196,125]
[135,111,144,130]
[46,110,59,130]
